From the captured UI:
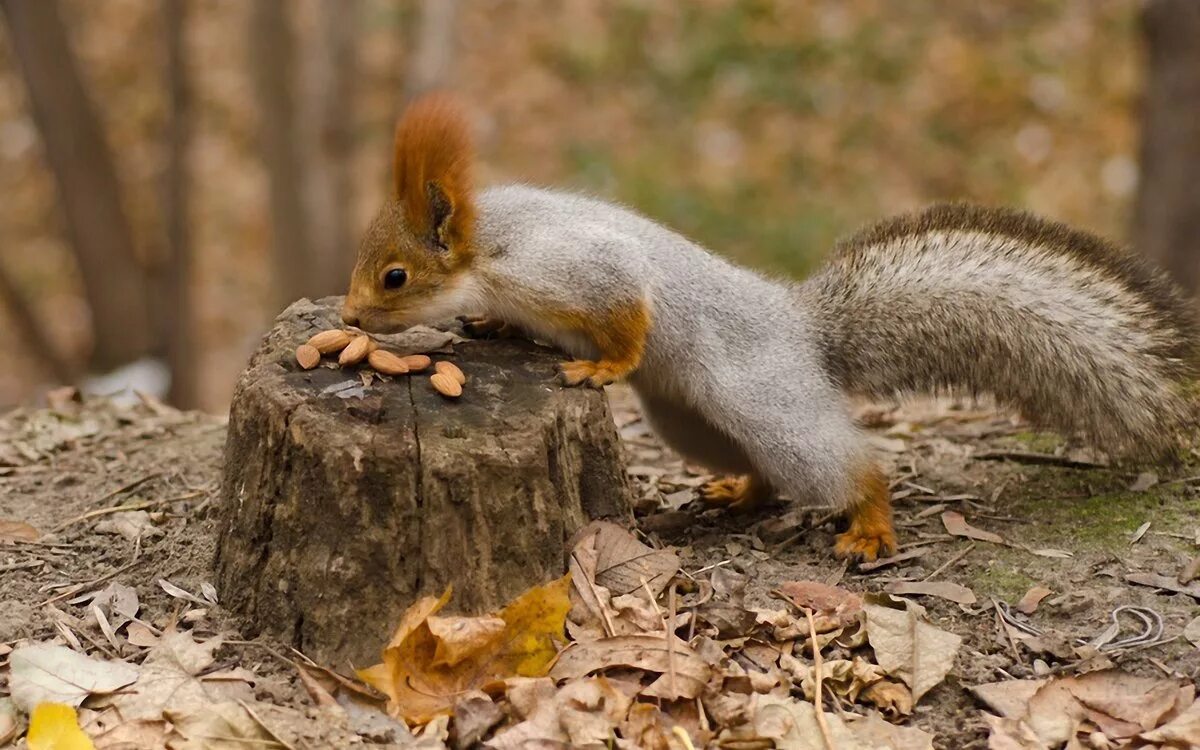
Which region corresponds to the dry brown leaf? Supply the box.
[427,615,506,668]
[359,575,570,723]
[1015,586,1053,615]
[886,580,977,605]
[487,677,628,749]
[451,692,504,750]
[1184,616,1200,648]
[550,634,711,700]
[1139,698,1200,746]
[9,644,140,711]
[864,600,961,703]
[775,580,863,628]
[0,519,39,542]
[1126,572,1200,599]
[100,630,253,723]
[976,670,1194,748]
[570,521,679,597]
[941,510,1004,544]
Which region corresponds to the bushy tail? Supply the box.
[800,203,1198,457]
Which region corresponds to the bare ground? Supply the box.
[1,385,1198,748]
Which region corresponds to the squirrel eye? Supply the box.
[383,268,407,289]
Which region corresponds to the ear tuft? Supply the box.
[393,93,475,253]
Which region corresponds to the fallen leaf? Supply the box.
[1139,697,1200,746]
[886,581,977,605]
[125,623,160,648]
[156,579,209,606]
[550,634,711,700]
[1185,616,1200,649]
[0,698,17,746]
[163,701,274,750]
[488,677,629,749]
[971,679,1047,718]
[1126,572,1200,600]
[450,692,504,750]
[857,547,929,572]
[571,521,679,597]
[9,645,139,711]
[1130,521,1151,545]
[1015,586,1053,615]
[847,711,933,749]
[942,511,1004,544]
[359,576,570,723]
[775,580,863,628]
[864,601,962,703]
[0,519,39,542]
[94,511,161,541]
[1027,547,1073,558]
[26,703,94,750]
[101,630,253,722]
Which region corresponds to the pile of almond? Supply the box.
[296,329,466,399]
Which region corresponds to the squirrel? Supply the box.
[342,94,1199,562]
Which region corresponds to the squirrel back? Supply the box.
[800,203,1199,456]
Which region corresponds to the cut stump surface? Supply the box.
[214,298,631,665]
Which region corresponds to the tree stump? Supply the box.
[214,298,631,665]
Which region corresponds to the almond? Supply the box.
[434,360,466,385]
[307,329,353,354]
[338,335,374,366]
[401,354,432,372]
[295,344,321,370]
[430,372,463,398]
[368,349,409,375]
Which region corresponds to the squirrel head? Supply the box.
[342,94,476,332]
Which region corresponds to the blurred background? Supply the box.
[0,0,1196,412]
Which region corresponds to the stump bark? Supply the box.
[214,298,631,665]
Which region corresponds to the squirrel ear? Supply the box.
[426,181,454,251]
[392,94,475,256]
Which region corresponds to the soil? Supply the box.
[1,384,1198,748]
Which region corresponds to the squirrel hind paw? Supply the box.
[557,359,619,388]
[833,526,897,562]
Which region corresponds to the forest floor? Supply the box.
[1,385,1198,748]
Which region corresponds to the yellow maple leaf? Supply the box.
[26,703,95,750]
[358,574,571,723]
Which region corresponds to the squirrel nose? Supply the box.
[341,306,360,328]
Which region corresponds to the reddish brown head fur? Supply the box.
[393,93,475,251]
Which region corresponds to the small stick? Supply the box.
[806,608,837,750]
[666,582,679,700]
[921,543,975,582]
[671,726,697,750]
[38,559,146,607]
[92,472,164,506]
[573,552,616,638]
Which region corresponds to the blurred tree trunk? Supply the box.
[249,0,319,308]
[0,0,153,371]
[301,0,359,289]
[162,0,198,408]
[1135,0,1200,301]
[404,0,461,102]
[0,256,73,384]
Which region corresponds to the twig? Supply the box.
[671,726,697,750]
[39,558,146,606]
[921,543,975,582]
[667,582,678,701]
[53,492,201,532]
[992,599,1024,666]
[805,608,836,750]
[974,450,1104,469]
[573,552,615,638]
[93,472,164,506]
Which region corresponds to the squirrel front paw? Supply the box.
[699,474,771,512]
[460,315,518,339]
[834,527,897,561]
[557,359,621,388]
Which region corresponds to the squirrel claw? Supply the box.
[558,360,618,388]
